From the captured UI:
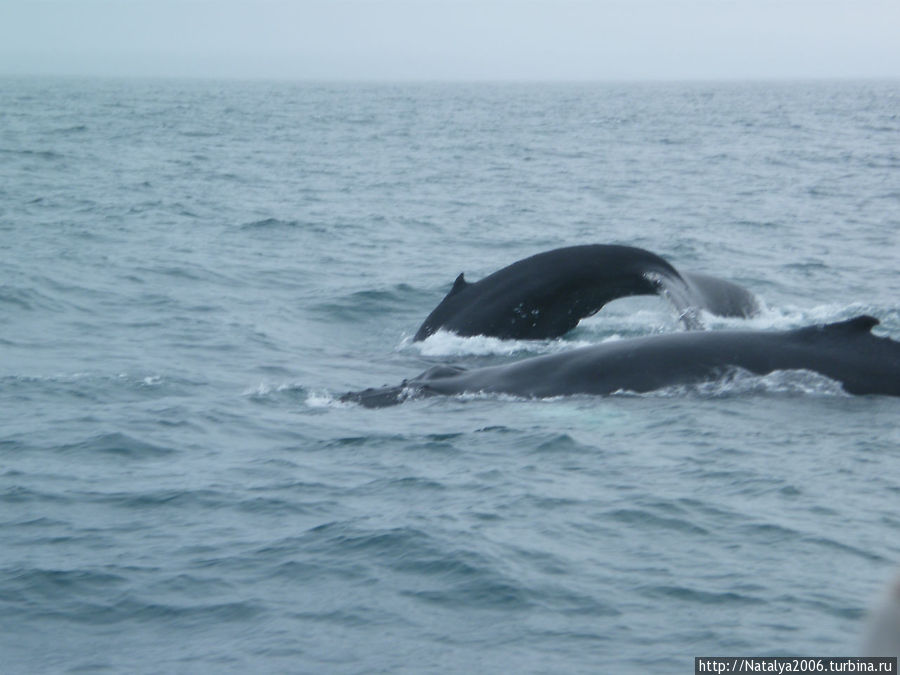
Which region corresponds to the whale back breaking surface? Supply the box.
[677,272,760,319]
[412,244,760,341]
[412,245,686,341]
[344,316,900,407]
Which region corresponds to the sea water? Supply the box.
[1,78,899,673]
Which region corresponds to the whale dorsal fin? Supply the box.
[795,315,880,342]
[821,315,880,334]
[449,273,468,296]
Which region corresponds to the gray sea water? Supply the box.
[1,77,899,674]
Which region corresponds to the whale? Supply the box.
[413,245,759,341]
[344,316,900,407]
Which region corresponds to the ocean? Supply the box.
[1,77,898,673]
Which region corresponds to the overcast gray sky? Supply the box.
[1,0,898,80]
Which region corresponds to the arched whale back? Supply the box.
[413,245,679,341]
[345,316,900,407]
[413,244,758,341]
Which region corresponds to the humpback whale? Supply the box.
[413,245,758,341]
[344,316,900,408]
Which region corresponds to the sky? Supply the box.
[1,0,899,81]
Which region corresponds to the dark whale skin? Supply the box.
[346,316,900,407]
[413,244,758,341]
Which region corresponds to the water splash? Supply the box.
[403,330,610,358]
[616,368,849,399]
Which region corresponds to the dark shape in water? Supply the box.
[413,244,759,341]
[345,316,900,407]
[863,572,900,658]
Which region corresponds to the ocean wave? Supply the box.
[279,522,540,611]
[312,284,425,323]
[800,534,888,563]
[639,584,766,606]
[1,568,128,601]
[85,487,230,510]
[0,147,64,160]
[51,124,88,134]
[607,508,710,536]
[0,372,184,405]
[57,432,176,459]
[0,284,68,312]
[237,217,302,230]
[0,485,74,506]
[244,380,306,398]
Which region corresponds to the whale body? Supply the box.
[413,245,758,341]
[344,316,900,408]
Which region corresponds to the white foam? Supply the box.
[305,391,351,408]
[615,368,849,399]
[244,382,275,397]
[243,380,304,397]
[699,300,883,332]
[404,329,601,358]
[577,306,681,333]
[452,390,531,403]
